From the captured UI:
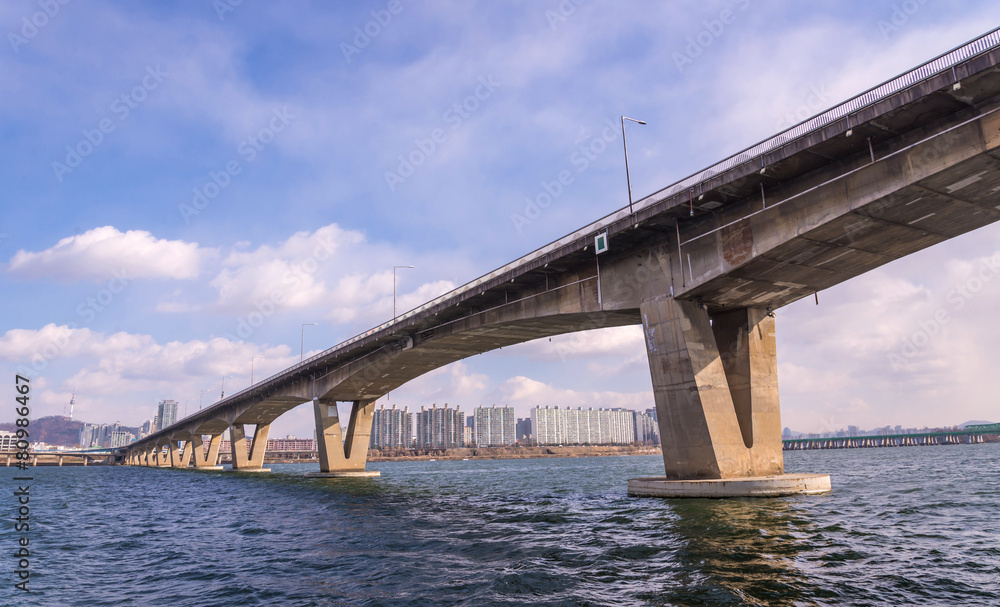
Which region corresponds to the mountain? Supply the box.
[0,416,84,447]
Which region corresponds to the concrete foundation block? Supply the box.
[627,473,831,498]
[304,470,381,478]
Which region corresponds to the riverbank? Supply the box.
[368,444,662,461]
[259,444,662,464]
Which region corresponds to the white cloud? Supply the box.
[0,324,295,426]
[6,226,205,282]
[208,223,461,329]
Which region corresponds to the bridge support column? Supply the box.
[174,439,193,468]
[157,444,170,467]
[229,424,271,472]
[191,434,224,470]
[306,399,380,478]
[628,297,829,498]
[168,440,184,467]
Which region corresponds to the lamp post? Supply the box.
[301,323,317,362]
[393,265,414,319]
[250,355,256,385]
[621,116,647,216]
[220,376,231,399]
[199,389,207,410]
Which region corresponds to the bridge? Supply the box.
[783,423,999,450]
[121,29,1000,496]
[5,449,116,467]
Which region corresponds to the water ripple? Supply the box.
[1,443,998,605]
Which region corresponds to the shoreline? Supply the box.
[260,445,662,464]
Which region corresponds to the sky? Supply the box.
[2,0,1000,439]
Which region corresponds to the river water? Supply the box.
[1,443,998,606]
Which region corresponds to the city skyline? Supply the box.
[3,3,1000,440]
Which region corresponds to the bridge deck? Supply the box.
[126,29,1000,455]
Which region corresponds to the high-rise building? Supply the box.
[415,404,463,448]
[157,400,178,431]
[371,405,413,448]
[473,405,516,447]
[109,429,135,448]
[515,418,532,443]
[140,419,155,438]
[79,424,101,448]
[633,410,659,445]
[530,406,637,445]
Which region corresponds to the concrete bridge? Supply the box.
[6,450,114,467]
[783,424,999,450]
[121,29,1000,495]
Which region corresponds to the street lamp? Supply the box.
[199,389,208,410]
[301,323,317,362]
[621,116,647,216]
[250,355,257,385]
[393,265,414,319]
[221,375,231,399]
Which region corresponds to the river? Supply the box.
[1,442,997,605]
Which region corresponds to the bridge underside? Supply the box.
[124,47,1000,491]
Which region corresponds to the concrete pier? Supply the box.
[228,424,271,472]
[630,298,828,497]
[305,399,381,478]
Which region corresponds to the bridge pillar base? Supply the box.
[313,398,377,475]
[225,467,271,473]
[627,473,831,498]
[192,466,225,471]
[304,470,380,478]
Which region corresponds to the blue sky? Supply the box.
[2,0,1000,438]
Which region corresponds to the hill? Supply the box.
[0,416,84,447]
[959,420,995,428]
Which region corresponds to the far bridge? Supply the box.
[783,423,999,450]
[120,30,1000,496]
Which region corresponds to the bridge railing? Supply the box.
[172,27,1000,429]
[646,26,1000,202]
[332,27,1000,351]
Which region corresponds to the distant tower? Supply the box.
[66,388,76,420]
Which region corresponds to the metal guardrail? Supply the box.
[179,27,1000,426]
